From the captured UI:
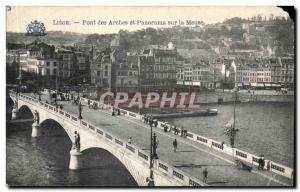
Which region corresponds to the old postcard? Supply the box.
[6,6,295,187]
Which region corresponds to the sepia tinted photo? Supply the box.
[6,6,295,187]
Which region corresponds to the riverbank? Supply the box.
[195,90,294,104]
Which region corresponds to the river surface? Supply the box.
[6,100,137,187]
[162,102,295,168]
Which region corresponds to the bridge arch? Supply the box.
[36,117,144,185]
[38,118,73,141]
[38,116,77,143]
[80,144,148,186]
[8,93,151,186]
[18,104,34,119]
[79,147,138,186]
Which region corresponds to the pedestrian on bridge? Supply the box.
[180,127,183,137]
[112,108,115,116]
[203,168,208,183]
[258,156,265,170]
[173,139,177,152]
[128,137,132,144]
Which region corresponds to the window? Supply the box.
[53,69,57,75]
[46,69,50,76]
[53,62,57,67]
[97,71,101,76]
[47,61,50,66]
[38,69,42,75]
[104,71,108,77]
[105,65,108,70]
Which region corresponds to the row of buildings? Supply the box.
[176,56,294,89]
[7,39,294,93]
[6,41,90,85]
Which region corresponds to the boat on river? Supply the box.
[151,108,218,119]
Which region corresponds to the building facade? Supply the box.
[271,56,294,85]
[115,53,139,92]
[90,48,112,91]
[57,48,75,80]
[138,43,177,91]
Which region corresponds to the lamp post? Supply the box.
[137,56,142,114]
[78,100,82,120]
[76,83,82,111]
[147,115,155,186]
[147,105,158,186]
[55,66,59,94]
[15,51,22,93]
[229,88,239,147]
[38,91,41,101]
[152,132,158,159]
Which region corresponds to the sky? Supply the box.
[6,6,289,34]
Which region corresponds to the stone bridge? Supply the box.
[8,90,293,187]
[9,91,206,186]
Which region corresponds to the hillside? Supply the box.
[6,31,88,47]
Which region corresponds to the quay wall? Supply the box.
[195,90,294,104]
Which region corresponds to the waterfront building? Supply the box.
[57,48,75,80]
[191,62,214,88]
[115,53,139,92]
[6,49,29,72]
[138,42,177,91]
[27,57,58,76]
[90,48,112,92]
[27,41,56,60]
[57,47,90,85]
[74,50,90,83]
[271,56,294,86]
[25,41,58,77]
[176,60,185,85]
[176,60,214,89]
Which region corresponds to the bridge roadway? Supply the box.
[25,93,292,187]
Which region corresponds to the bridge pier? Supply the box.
[31,122,42,137]
[69,149,83,170]
[11,108,19,120]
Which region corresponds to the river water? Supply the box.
[6,100,137,187]
[162,102,295,168]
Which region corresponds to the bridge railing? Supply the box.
[154,159,207,186]
[10,90,208,186]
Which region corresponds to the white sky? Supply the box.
[6,6,289,34]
